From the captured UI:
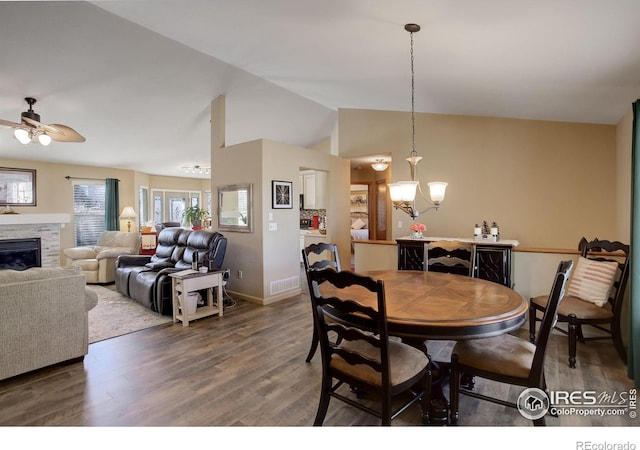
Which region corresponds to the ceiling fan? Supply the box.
[0,97,85,145]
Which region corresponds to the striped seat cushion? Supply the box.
[566,256,618,307]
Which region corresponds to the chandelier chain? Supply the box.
[410,30,416,157]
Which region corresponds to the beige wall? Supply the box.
[211,138,350,304]
[338,109,619,249]
[0,157,208,262]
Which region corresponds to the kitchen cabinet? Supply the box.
[396,237,518,287]
[300,170,327,209]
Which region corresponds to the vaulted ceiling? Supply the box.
[1,1,639,178]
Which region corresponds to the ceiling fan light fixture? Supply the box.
[371,159,389,171]
[38,133,52,146]
[14,128,30,145]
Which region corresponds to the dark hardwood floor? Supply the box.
[0,289,637,429]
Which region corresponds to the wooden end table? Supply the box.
[169,270,224,327]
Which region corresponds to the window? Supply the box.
[138,186,149,228]
[151,189,202,224]
[73,181,105,246]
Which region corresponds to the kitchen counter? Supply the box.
[300,229,326,236]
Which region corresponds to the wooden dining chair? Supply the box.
[427,240,475,277]
[307,268,432,425]
[528,238,630,368]
[302,242,342,362]
[450,260,573,426]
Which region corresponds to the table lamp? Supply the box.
[119,206,137,232]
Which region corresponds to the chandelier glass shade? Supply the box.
[388,23,448,220]
[371,159,389,171]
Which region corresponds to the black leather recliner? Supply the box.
[115,228,227,315]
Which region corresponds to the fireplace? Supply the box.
[0,238,42,270]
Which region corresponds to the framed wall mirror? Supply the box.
[0,167,36,207]
[218,183,252,233]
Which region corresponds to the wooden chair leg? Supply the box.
[528,303,537,343]
[449,354,460,425]
[305,323,319,362]
[313,378,332,426]
[420,362,432,425]
[612,320,628,364]
[568,314,578,369]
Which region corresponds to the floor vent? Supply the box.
[270,276,300,296]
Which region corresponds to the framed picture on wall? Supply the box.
[272,180,293,209]
[0,167,36,207]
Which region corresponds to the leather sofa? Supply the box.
[115,228,227,315]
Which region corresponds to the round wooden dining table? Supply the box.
[317,269,528,425]
[319,269,528,341]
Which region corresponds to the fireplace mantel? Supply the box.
[0,214,70,226]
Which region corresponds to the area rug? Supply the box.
[87,285,172,344]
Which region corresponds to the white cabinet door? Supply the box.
[300,170,326,210]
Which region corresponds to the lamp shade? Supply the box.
[428,182,448,205]
[389,181,418,202]
[119,206,137,220]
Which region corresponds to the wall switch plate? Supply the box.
[269,222,277,231]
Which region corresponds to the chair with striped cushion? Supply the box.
[528,238,630,368]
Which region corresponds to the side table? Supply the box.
[169,269,224,327]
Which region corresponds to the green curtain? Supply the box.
[105,178,120,231]
[629,99,640,387]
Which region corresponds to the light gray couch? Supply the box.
[0,266,98,381]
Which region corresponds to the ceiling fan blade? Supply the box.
[0,119,28,129]
[46,124,86,143]
[22,116,65,136]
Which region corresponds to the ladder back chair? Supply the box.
[302,242,342,362]
[528,238,630,368]
[427,240,475,277]
[450,260,573,426]
[307,268,432,425]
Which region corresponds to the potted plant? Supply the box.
[182,206,209,230]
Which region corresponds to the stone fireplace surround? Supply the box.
[0,214,70,268]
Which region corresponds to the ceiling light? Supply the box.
[13,127,52,146]
[388,23,448,220]
[38,133,52,146]
[182,165,211,175]
[14,128,30,145]
[371,159,389,171]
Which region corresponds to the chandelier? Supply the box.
[371,159,389,171]
[182,165,210,175]
[388,24,447,220]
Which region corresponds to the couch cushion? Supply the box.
[63,246,98,259]
[70,259,99,272]
[0,266,82,284]
[97,231,140,250]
